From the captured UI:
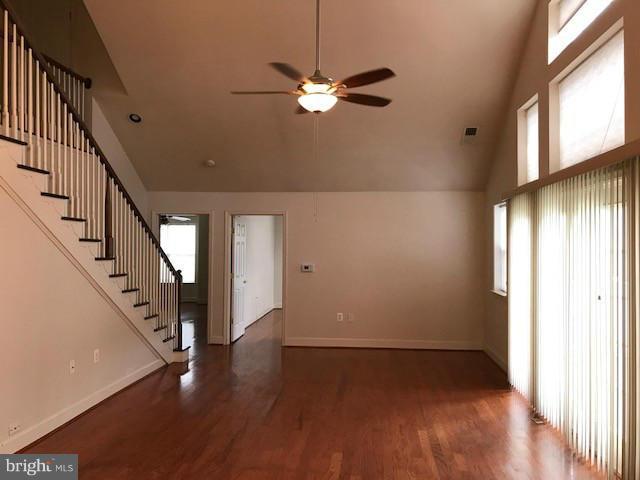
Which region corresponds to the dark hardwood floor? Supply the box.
[25,304,602,479]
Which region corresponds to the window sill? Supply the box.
[491,289,507,298]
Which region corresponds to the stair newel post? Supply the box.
[104,172,113,258]
[177,269,183,351]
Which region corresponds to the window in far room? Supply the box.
[160,219,197,283]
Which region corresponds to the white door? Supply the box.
[231,218,247,342]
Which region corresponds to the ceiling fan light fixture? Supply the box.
[297,92,338,113]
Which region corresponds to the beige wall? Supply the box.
[0,185,161,453]
[484,0,640,368]
[149,191,485,348]
[91,98,150,221]
[197,215,210,304]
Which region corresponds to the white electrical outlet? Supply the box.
[69,359,76,374]
[8,423,20,436]
[337,313,344,322]
[347,313,355,322]
[93,349,100,364]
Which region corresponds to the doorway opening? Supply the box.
[159,213,210,351]
[228,214,284,345]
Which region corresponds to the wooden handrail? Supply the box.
[0,0,180,279]
[42,53,92,88]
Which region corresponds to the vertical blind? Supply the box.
[508,158,640,478]
[508,194,534,401]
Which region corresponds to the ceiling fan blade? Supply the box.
[295,105,309,114]
[231,91,297,95]
[339,93,392,107]
[269,63,308,83]
[338,68,395,89]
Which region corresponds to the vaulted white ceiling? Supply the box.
[84,0,536,192]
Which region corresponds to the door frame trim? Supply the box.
[224,211,288,346]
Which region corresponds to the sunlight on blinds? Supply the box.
[508,160,632,476]
[508,194,533,401]
[535,166,624,472]
[558,30,624,170]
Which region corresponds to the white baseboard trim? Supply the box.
[484,346,508,372]
[285,337,482,350]
[1,360,164,453]
[208,335,224,345]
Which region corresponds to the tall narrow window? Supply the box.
[526,103,539,182]
[549,0,614,62]
[519,98,539,185]
[160,222,197,283]
[493,203,507,294]
[556,29,624,170]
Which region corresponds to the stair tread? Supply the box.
[109,273,127,278]
[163,336,175,343]
[79,238,102,243]
[122,288,139,293]
[95,257,115,261]
[42,192,69,200]
[154,326,167,332]
[18,164,49,175]
[61,216,86,222]
[134,301,149,307]
[0,133,28,146]
[144,314,159,320]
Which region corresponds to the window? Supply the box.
[548,0,615,62]
[160,223,197,283]
[493,203,507,294]
[518,97,539,185]
[555,28,624,171]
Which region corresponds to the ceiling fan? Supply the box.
[231,0,396,113]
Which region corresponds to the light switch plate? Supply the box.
[300,263,315,273]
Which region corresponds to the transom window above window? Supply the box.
[548,0,614,62]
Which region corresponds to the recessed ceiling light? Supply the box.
[128,113,142,123]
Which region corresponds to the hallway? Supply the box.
[24,308,601,479]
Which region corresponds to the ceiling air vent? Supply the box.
[461,126,479,145]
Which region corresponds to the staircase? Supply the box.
[0,1,187,362]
